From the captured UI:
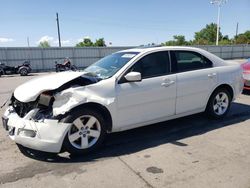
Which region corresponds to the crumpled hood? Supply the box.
[14,71,85,102]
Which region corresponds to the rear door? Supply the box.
[171,50,218,114]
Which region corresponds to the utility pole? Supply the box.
[211,0,228,46]
[27,37,30,47]
[235,22,239,44]
[26,37,31,61]
[56,12,61,47]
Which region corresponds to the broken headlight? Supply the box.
[38,92,54,107]
[33,91,55,121]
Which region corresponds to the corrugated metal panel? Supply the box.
[0,49,7,62]
[207,46,220,53]
[0,45,249,71]
[74,48,100,58]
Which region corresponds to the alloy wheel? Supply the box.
[68,115,101,149]
[213,92,229,116]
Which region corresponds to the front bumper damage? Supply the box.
[3,106,71,153]
[1,73,108,153]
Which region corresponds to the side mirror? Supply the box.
[124,72,142,82]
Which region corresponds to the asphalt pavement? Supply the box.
[0,62,250,188]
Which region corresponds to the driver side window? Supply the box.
[130,51,170,79]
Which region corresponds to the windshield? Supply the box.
[83,52,139,79]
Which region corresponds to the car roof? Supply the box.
[119,46,207,54]
[118,46,227,67]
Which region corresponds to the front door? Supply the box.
[116,51,177,129]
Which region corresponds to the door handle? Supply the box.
[208,73,217,78]
[161,80,175,87]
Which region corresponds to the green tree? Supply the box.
[173,35,186,45]
[76,37,107,47]
[94,38,106,47]
[163,35,189,46]
[235,31,250,44]
[219,35,232,45]
[76,38,94,47]
[38,41,50,48]
[244,31,250,39]
[194,23,223,45]
[219,39,232,45]
[236,35,248,44]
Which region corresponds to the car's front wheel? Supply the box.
[206,88,232,119]
[62,108,107,155]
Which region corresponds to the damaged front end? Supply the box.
[11,74,100,121]
[10,92,54,121]
[8,89,59,126]
[2,74,101,153]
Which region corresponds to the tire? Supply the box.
[62,108,107,155]
[55,65,60,72]
[0,70,4,77]
[71,65,77,71]
[19,68,28,76]
[206,88,232,119]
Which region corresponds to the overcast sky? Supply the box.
[0,0,249,47]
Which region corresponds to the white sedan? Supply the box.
[2,46,243,154]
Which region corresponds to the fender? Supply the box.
[52,86,115,116]
[205,82,235,110]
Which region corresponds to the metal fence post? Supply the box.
[5,48,8,66]
[98,47,102,59]
[72,47,75,65]
[242,45,245,59]
[220,46,223,58]
[231,45,233,59]
[41,48,45,72]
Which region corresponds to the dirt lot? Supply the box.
[0,67,250,188]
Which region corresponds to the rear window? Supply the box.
[173,51,212,72]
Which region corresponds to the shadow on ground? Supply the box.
[19,102,250,162]
[242,90,250,96]
[0,74,36,78]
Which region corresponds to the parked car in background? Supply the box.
[241,58,250,90]
[0,60,31,77]
[55,57,77,72]
[2,47,243,155]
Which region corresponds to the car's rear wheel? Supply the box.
[19,68,28,76]
[62,108,107,155]
[206,88,232,119]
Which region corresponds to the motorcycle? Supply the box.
[0,60,32,77]
[55,58,77,72]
